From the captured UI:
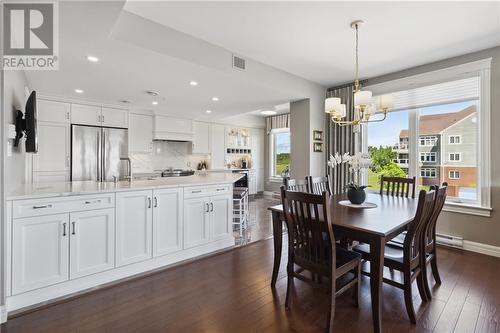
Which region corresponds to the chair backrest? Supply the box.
[380,176,416,198]
[424,183,448,250]
[283,177,309,193]
[403,189,436,267]
[307,175,331,195]
[281,186,335,269]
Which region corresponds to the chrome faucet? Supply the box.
[120,157,133,182]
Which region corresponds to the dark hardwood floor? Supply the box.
[3,235,500,333]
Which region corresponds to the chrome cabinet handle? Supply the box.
[62,222,67,236]
[205,203,210,213]
[84,199,102,204]
[66,111,70,120]
[216,188,225,191]
[192,190,202,193]
[71,222,76,235]
[210,202,214,212]
[148,197,152,208]
[154,197,158,208]
[33,204,53,209]
[102,115,105,123]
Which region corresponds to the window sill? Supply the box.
[443,202,492,217]
[268,177,284,184]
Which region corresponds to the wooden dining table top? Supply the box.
[268,192,418,237]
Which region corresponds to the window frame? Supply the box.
[420,136,437,146]
[449,135,461,144]
[449,170,461,179]
[362,58,492,217]
[448,153,461,162]
[420,167,437,178]
[420,152,437,163]
[268,128,290,181]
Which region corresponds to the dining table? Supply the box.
[268,192,418,333]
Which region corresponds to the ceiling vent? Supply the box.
[232,55,246,70]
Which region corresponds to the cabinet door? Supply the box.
[12,214,69,294]
[37,99,70,123]
[116,190,153,266]
[193,122,211,154]
[183,197,210,249]
[69,208,115,279]
[251,128,265,170]
[32,122,70,172]
[211,124,226,169]
[129,113,153,153]
[249,171,257,195]
[153,188,183,257]
[71,104,101,126]
[102,107,128,128]
[210,195,232,241]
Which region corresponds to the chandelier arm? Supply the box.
[359,113,388,124]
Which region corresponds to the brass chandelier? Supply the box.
[325,20,394,126]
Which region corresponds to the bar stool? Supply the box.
[233,187,249,243]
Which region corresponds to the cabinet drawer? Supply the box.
[183,185,231,199]
[13,193,115,218]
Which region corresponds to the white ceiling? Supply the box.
[125,1,500,86]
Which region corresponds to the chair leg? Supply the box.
[416,271,428,302]
[353,263,361,308]
[285,262,293,309]
[430,254,441,285]
[326,273,336,333]
[421,259,432,301]
[403,271,417,324]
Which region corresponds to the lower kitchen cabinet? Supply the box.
[153,188,183,257]
[69,209,115,279]
[116,190,153,267]
[183,197,210,249]
[12,214,70,294]
[210,195,232,241]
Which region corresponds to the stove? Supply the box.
[161,169,195,177]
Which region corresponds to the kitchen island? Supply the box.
[5,173,243,313]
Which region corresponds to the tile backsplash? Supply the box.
[130,141,209,173]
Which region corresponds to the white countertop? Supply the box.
[7,173,243,200]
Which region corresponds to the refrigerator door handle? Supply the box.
[96,131,101,181]
[102,130,106,182]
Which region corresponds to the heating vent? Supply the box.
[436,233,464,249]
[233,55,246,70]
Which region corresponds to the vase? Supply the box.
[347,188,366,205]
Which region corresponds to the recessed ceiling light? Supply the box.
[121,100,131,104]
[260,110,277,116]
[152,101,158,105]
[212,97,219,102]
[87,55,99,62]
[146,90,159,96]
[206,110,212,114]
[75,89,84,94]
[189,81,198,86]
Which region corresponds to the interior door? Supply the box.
[153,188,183,257]
[69,208,115,279]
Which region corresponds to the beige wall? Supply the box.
[364,46,500,247]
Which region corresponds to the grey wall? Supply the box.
[364,46,500,247]
[290,99,311,179]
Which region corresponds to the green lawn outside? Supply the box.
[276,153,290,176]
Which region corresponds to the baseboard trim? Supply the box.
[463,240,500,258]
[1,305,7,323]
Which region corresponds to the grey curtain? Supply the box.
[325,84,359,195]
[266,113,290,133]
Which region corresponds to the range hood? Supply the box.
[153,115,193,142]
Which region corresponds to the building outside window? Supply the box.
[421,168,437,178]
[449,135,461,144]
[420,136,437,146]
[449,170,461,179]
[449,153,461,161]
[420,152,437,163]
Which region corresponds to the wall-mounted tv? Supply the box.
[14,90,38,153]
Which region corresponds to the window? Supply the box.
[449,135,461,144]
[420,136,437,146]
[363,59,492,215]
[420,168,436,178]
[420,152,437,163]
[449,153,461,162]
[269,128,290,178]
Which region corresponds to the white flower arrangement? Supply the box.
[328,152,372,190]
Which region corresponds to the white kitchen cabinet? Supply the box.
[183,197,210,249]
[153,188,183,257]
[116,190,153,267]
[101,107,128,128]
[154,115,193,141]
[251,128,265,192]
[248,170,257,195]
[193,122,211,154]
[12,214,69,294]
[211,124,226,169]
[38,99,70,123]
[32,121,70,173]
[71,103,101,126]
[210,194,232,241]
[69,208,115,279]
[129,113,153,153]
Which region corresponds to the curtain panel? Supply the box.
[325,84,360,195]
[266,113,290,133]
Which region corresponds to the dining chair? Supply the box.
[353,189,436,323]
[307,175,331,195]
[421,182,448,300]
[283,177,309,192]
[281,187,361,332]
[380,176,416,199]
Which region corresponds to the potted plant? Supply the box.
[328,152,372,204]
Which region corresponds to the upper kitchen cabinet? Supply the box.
[129,113,153,153]
[226,127,251,149]
[37,99,70,123]
[101,107,128,128]
[211,124,226,169]
[192,122,211,154]
[71,104,102,126]
[154,115,193,141]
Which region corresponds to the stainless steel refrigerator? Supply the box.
[71,125,128,182]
